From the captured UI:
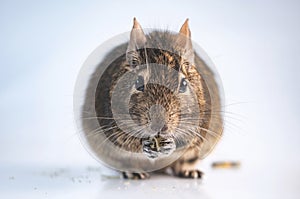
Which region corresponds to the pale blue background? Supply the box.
[0,0,299,198]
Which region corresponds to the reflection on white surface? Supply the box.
[0,0,300,198]
[1,164,299,199]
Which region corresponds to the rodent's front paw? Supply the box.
[142,139,159,159]
[159,137,176,155]
[142,136,175,159]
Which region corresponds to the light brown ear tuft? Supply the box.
[179,18,191,38]
[128,17,146,51]
[127,18,147,67]
[133,17,142,29]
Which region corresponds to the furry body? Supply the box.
[80,19,223,179]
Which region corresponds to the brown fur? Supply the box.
[80,19,223,179]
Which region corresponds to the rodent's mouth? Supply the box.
[156,132,189,149]
[160,131,191,149]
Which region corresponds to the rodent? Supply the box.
[78,18,224,179]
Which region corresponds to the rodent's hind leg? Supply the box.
[176,169,203,179]
[170,154,203,179]
[121,172,150,180]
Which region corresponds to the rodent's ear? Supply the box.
[178,19,195,69]
[127,18,147,53]
[179,18,191,38]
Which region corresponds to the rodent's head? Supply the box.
[121,18,206,144]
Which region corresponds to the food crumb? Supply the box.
[211,161,241,169]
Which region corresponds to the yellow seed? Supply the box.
[211,161,241,169]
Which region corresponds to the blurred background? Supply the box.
[0,0,299,198]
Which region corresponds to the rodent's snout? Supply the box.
[149,104,168,133]
[129,83,181,137]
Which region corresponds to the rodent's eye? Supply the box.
[179,78,188,93]
[135,75,145,92]
[130,59,138,68]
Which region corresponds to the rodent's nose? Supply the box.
[161,125,168,132]
[149,104,167,133]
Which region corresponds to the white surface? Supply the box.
[0,0,300,198]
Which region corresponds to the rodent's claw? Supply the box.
[176,170,203,179]
[143,146,159,159]
[122,172,150,180]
